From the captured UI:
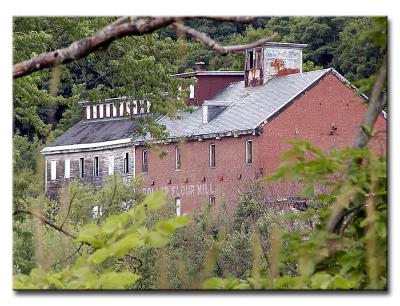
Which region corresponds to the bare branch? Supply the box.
[172,23,277,55]
[13,16,176,79]
[13,16,263,78]
[326,54,387,236]
[14,209,77,240]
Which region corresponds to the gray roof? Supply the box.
[47,117,141,147]
[150,69,328,140]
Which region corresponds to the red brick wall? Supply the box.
[136,136,259,213]
[187,75,243,106]
[256,74,387,177]
[136,73,387,213]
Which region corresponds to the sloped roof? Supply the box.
[149,69,329,140]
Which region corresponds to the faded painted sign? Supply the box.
[143,183,215,198]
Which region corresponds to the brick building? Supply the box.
[41,42,387,214]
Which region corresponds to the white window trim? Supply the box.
[79,157,85,178]
[106,103,111,117]
[93,156,99,177]
[119,102,124,116]
[112,104,117,117]
[108,155,114,175]
[209,143,216,167]
[189,85,195,99]
[64,158,70,179]
[175,198,181,216]
[175,146,181,170]
[50,160,56,181]
[245,140,253,165]
[86,106,91,120]
[142,149,148,173]
[99,104,104,118]
[92,105,97,119]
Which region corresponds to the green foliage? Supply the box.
[14,192,189,289]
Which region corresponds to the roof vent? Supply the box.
[195,61,207,72]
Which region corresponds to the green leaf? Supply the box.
[143,191,166,209]
[146,231,170,248]
[90,248,111,264]
[99,271,140,289]
[202,277,225,289]
[310,272,333,289]
[76,223,102,248]
[109,234,141,257]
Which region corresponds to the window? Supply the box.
[124,152,129,174]
[248,50,254,69]
[64,159,70,179]
[108,155,114,175]
[93,156,99,177]
[50,160,56,181]
[79,158,85,178]
[209,143,216,167]
[99,104,104,118]
[106,103,111,117]
[119,102,124,116]
[142,149,149,173]
[93,205,103,217]
[93,105,97,119]
[175,198,181,216]
[246,140,253,164]
[189,85,195,99]
[86,106,91,120]
[112,104,117,117]
[175,146,181,170]
[209,195,216,206]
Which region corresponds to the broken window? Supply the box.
[50,160,56,181]
[175,197,181,216]
[142,149,149,173]
[79,158,85,178]
[175,146,181,170]
[93,156,99,177]
[248,50,254,69]
[209,195,216,206]
[64,159,70,179]
[209,143,216,167]
[246,140,253,164]
[124,152,129,174]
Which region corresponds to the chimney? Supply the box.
[195,61,207,72]
[244,42,307,87]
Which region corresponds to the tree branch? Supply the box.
[326,54,387,235]
[172,22,277,55]
[13,16,265,78]
[14,209,77,239]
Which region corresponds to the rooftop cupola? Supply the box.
[244,42,307,87]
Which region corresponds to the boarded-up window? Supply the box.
[108,155,114,175]
[142,150,148,173]
[64,159,70,179]
[79,158,85,178]
[209,143,216,167]
[246,140,253,164]
[93,156,99,177]
[175,146,181,170]
[50,160,56,181]
[86,106,91,120]
[189,85,195,99]
[175,197,181,216]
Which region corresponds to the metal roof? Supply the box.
[46,117,141,147]
[147,69,329,141]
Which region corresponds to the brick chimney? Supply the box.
[244,42,307,87]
